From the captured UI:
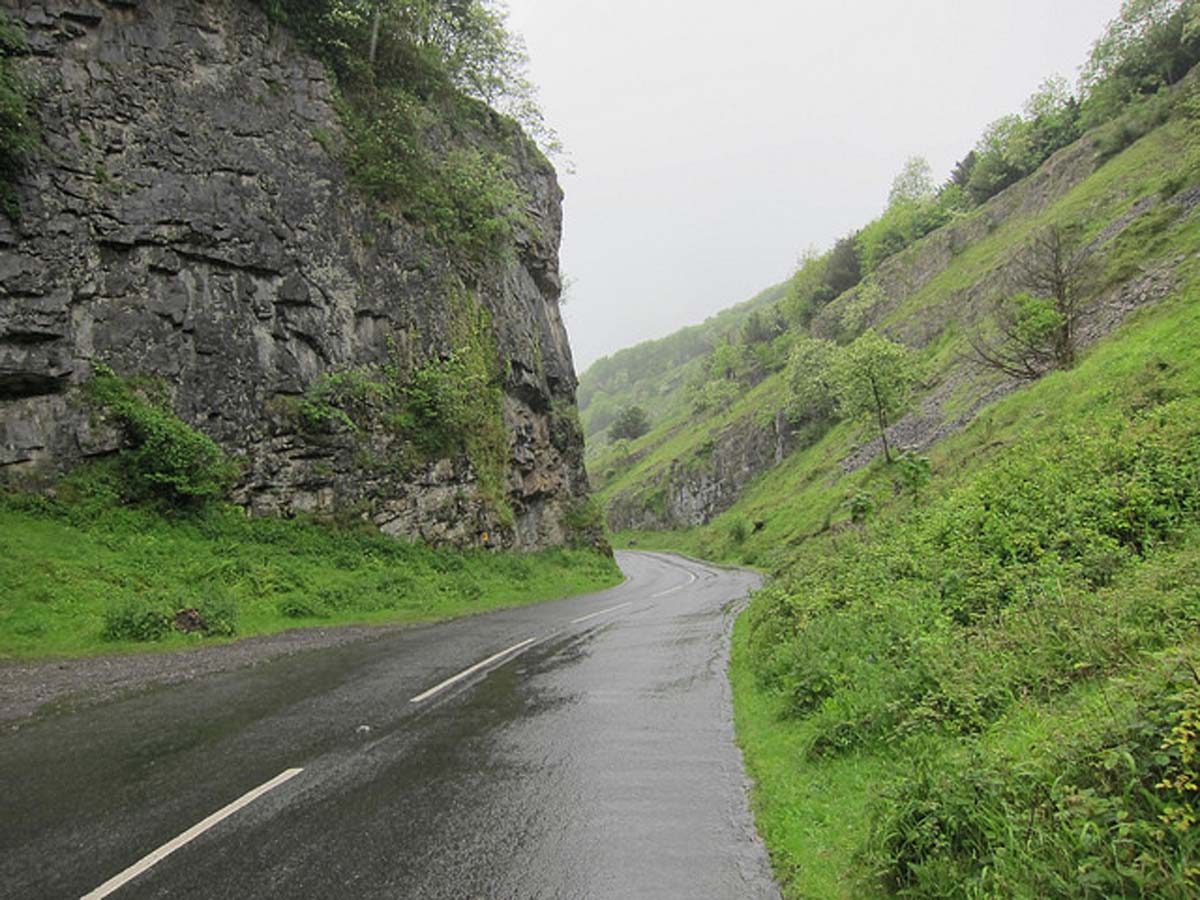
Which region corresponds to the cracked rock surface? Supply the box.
[1,0,590,549]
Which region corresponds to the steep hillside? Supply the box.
[577,279,787,451]
[594,78,1198,540]
[0,0,596,551]
[593,4,1200,894]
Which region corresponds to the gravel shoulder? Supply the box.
[0,622,407,728]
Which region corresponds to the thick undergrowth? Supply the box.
[0,475,620,660]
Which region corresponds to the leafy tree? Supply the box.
[966,115,1036,204]
[608,405,650,442]
[741,308,780,345]
[824,234,863,298]
[858,155,972,275]
[782,247,833,326]
[708,340,754,383]
[887,156,936,207]
[1080,0,1200,127]
[833,331,917,463]
[949,150,977,189]
[969,224,1094,379]
[1024,76,1083,159]
[785,335,839,423]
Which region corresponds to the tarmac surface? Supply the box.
[0,550,779,899]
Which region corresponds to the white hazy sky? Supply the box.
[503,0,1126,370]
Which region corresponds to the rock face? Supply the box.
[0,0,593,549]
[606,410,793,532]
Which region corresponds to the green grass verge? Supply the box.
[727,288,1200,896]
[731,612,883,898]
[0,490,622,660]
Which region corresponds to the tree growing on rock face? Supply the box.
[969,223,1093,380]
[833,331,917,464]
[608,405,650,442]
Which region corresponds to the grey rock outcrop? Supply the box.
[605,410,793,531]
[0,0,593,549]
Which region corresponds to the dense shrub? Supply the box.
[196,586,239,637]
[102,598,172,642]
[86,366,238,508]
[608,405,650,442]
[747,399,1200,756]
[864,649,1200,897]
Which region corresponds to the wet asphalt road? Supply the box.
[0,551,779,899]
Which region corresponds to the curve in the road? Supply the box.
[0,551,778,900]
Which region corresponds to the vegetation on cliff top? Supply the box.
[263,0,554,264]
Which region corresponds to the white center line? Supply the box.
[651,569,698,598]
[81,767,303,900]
[571,601,633,624]
[409,638,536,703]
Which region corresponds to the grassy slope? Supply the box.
[0,494,621,660]
[578,280,787,453]
[597,107,1200,895]
[606,113,1194,556]
[737,287,1200,896]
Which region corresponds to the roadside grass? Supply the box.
[0,486,622,660]
[729,291,1200,896]
[731,613,883,899]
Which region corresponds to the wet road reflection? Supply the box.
[1,552,778,899]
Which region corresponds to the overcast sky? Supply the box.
[503,0,1125,370]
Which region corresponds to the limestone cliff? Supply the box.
[0,0,593,549]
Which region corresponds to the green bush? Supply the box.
[102,598,172,642]
[86,365,238,507]
[864,650,1200,898]
[747,398,1200,756]
[196,586,239,637]
[728,516,749,545]
[277,595,330,619]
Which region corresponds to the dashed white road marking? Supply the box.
[571,601,633,624]
[409,638,536,703]
[651,568,698,598]
[81,768,303,900]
